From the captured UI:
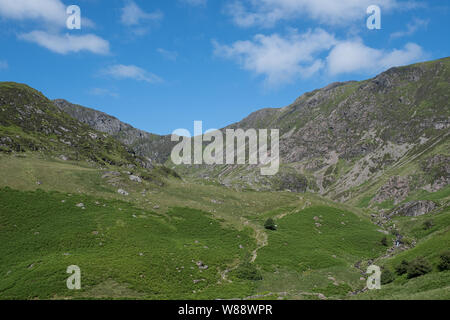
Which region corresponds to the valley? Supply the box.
[0,57,449,300]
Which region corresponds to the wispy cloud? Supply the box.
[19,31,110,55]
[101,64,163,84]
[157,48,178,61]
[225,0,419,28]
[120,0,163,35]
[0,0,66,27]
[214,29,426,87]
[89,88,119,98]
[0,0,107,55]
[390,18,429,39]
[0,0,95,29]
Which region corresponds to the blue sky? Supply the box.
[0,0,449,135]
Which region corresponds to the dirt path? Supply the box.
[219,200,311,283]
[250,200,311,263]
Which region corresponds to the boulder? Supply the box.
[129,175,142,183]
[196,261,208,270]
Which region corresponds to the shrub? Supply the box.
[400,236,413,247]
[407,257,432,279]
[264,218,277,231]
[423,219,434,230]
[235,262,263,281]
[381,269,395,285]
[381,236,389,246]
[395,260,409,275]
[438,251,450,271]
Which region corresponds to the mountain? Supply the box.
[171,57,450,207]
[0,82,150,167]
[51,59,449,206]
[0,57,448,300]
[53,99,174,164]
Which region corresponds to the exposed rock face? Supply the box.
[421,154,450,192]
[373,176,410,205]
[275,172,308,192]
[53,99,175,163]
[389,201,437,217]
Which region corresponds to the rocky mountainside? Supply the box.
[0,82,153,169]
[174,57,450,208]
[49,57,449,211]
[53,99,174,164]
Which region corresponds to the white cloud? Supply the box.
[101,64,163,83]
[390,18,429,39]
[0,60,7,70]
[19,31,110,55]
[179,0,207,6]
[157,48,178,61]
[0,0,66,27]
[213,29,337,86]
[326,40,425,75]
[214,30,426,86]
[0,0,107,55]
[0,0,95,29]
[226,0,416,27]
[121,0,163,26]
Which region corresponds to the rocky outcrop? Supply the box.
[53,99,174,163]
[421,154,450,192]
[372,176,410,205]
[389,200,437,218]
[274,172,308,192]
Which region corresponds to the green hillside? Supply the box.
[0,57,449,300]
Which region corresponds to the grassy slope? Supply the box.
[0,152,392,300]
[0,150,448,300]
[255,206,389,299]
[355,206,450,300]
[0,187,259,299]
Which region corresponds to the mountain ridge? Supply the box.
[47,57,450,207]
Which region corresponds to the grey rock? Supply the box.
[389,200,437,218]
[129,175,142,183]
